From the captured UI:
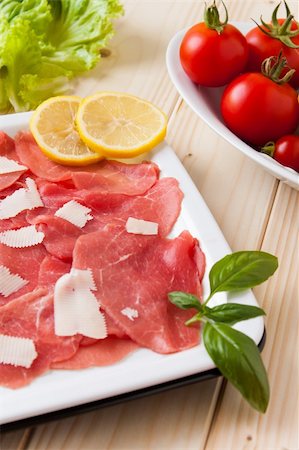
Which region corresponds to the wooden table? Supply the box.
[2,1,298,448]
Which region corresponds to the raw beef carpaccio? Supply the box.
[29,177,183,260]
[15,132,159,193]
[0,288,81,388]
[0,242,48,306]
[0,131,205,389]
[51,337,139,370]
[0,132,27,192]
[72,227,203,353]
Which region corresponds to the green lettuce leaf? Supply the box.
[0,17,42,111]
[0,14,69,112]
[43,0,124,74]
[19,73,71,110]
[0,0,52,38]
[0,0,123,113]
[0,17,10,112]
[0,76,10,114]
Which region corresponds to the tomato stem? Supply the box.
[261,51,295,84]
[270,3,281,28]
[279,14,293,35]
[283,0,291,17]
[255,1,299,48]
[204,0,228,34]
[261,141,275,157]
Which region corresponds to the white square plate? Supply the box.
[0,112,264,425]
[166,22,299,190]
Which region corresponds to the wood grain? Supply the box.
[167,100,278,251]
[0,429,33,450]
[1,1,298,449]
[25,380,221,450]
[73,0,204,115]
[204,185,299,450]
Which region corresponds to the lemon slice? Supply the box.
[76,92,167,158]
[30,96,104,166]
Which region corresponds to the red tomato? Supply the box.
[180,22,248,87]
[221,72,299,146]
[246,19,299,89]
[271,135,299,172]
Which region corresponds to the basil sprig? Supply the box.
[168,250,278,413]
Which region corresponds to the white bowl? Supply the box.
[166,22,299,190]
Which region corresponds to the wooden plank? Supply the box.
[167,100,277,251]
[0,429,33,450]
[25,381,220,450]
[204,184,299,450]
[73,0,204,115]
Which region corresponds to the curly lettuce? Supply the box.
[43,0,124,73]
[0,17,42,112]
[0,0,124,113]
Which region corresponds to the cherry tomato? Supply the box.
[221,72,299,146]
[246,6,299,89]
[180,3,248,87]
[269,135,299,172]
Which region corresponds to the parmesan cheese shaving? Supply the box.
[55,200,93,228]
[0,225,45,248]
[54,268,107,339]
[25,178,44,207]
[0,177,44,220]
[0,334,37,368]
[0,156,27,174]
[0,265,28,297]
[121,307,139,321]
[125,217,158,235]
[69,268,97,291]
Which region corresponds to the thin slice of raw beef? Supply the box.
[15,132,159,196]
[0,211,29,233]
[37,255,126,339]
[27,180,127,221]
[38,255,71,287]
[72,226,205,354]
[0,288,81,388]
[15,132,73,182]
[51,337,139,370]
[35,216,84,261]
[96,177,183,237]
[81,177,183,237]
[0,174,30,199]
[0,132,28,192]
[0,242,47,306]
[0,172,26,194]
[71,159,159,195]
[0,132,15,156]
[26,176,133,224]
[26,180,86,223]
[36,255,126,339]
[0,175,36,232]
[28,177,183,260]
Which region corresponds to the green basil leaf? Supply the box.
[204,303,265,325]
[209,251,278,296]
[203,322,269,413]
[168,292,202,311]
